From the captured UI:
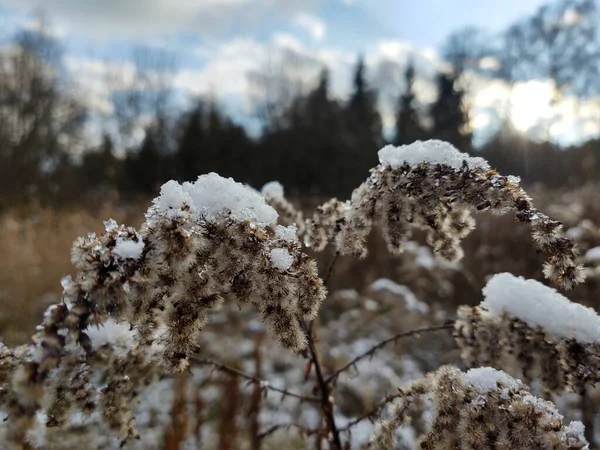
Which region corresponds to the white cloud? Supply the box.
[294,13,326,41]
[56,33,600,147]
[2,0,320,38]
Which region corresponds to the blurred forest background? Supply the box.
[2,0,600,211]
[2,0,600,340]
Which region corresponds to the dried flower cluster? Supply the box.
[304,140,583,290]
[2,320,160,446]
[1,173,326,447]
[455,273,600,394]
[369,365,588,450]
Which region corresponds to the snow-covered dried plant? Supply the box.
[455,273,600,394]
[1,173,326,447]
[301,140,583,290]
[0,140,593,449]
[369,366,587,449]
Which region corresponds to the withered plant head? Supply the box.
[2,173,326,447]
[455,272,600,394]
[305,140,583,290]
[369,365,588,450]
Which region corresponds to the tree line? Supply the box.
[1,0,600,211]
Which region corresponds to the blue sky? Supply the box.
[0,0,549,65]
[1,0,596,145]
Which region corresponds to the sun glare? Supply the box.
[509,80,554,133]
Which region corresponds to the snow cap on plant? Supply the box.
[305,140,583,290]
[455,273,600,393]
[369,365,588,450]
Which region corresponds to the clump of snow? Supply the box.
[369,278,429,313]
[275,225,298,242]
[103,218,118,232]
[154,180,194,219]
[269,248,294,271]
[154,173,278,225]
[482,273,600,343]
[261,181,284,199]
[87,320,137,357]
[378,140,489,171]
[463,367,522,393]
[564,421,586,442]
[60,274,73,290]
[584,247,600,262]
[113,236,145,260]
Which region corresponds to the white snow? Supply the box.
[584,246,600,262]
[269,248,294,271]
[522,394,560,417]
[369,278,429,313]
[154,173,278,225]
[564,421,586,442]
[378,140,490,171]
[60,274,73,290]
[103,218,118,232]
[113,237,145,260]
[481,273,600,343]
[275,225,298,242]
[153,180,194,219]
[87,319,137,357]
[463,367,522,393]
[261,181,284,199]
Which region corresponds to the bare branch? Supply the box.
[339,391,405,432]
[191,357,320,403]
[326,323,455,385]
[302,319,343,450]
[257,422,319,440]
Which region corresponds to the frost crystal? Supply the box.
[103,218,118,232]
[269,248,294,271]
[60,275,72,290]
[482,273,600,343]
[378,140,490,170]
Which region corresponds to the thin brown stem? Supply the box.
[323,250,340,287]
[325,323,454,385]
[191,357,320,403]
[303,319,343,450]
[339,391,404,432]
[581,387,595,448]
[257,422,319,440]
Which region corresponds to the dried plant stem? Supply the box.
[249,334,263,450]
[326,323,455,385]
[164,373,189,450]
[323,251,340,286]
[257,422,319,440]
[581,387,595,448]
[191,357,320,403]
[339,391,405,432]
[303,319,343,450]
